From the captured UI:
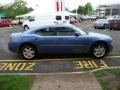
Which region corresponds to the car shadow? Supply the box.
[1,53,98,60]
[36,54,91,60]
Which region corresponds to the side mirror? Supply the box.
[75,32,80,37]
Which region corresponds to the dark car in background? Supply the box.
[109,19,120,30]
[0,19,13,27]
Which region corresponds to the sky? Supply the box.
[0,0,120,11]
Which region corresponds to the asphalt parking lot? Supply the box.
[0,21,120,73]
[0,58,120,73]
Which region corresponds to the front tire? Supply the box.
[91,43,108,59]
[109,27,112,30]
[104,24,107,29]
[94,26,97,29]
[24,25,29,31]
[20,45,37,60]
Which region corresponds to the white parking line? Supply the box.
[0,67,119,75]
[90,66,120,73]
[105,55,120,58]
[0,58,91,62]
[0,72,90,75]
[0,27,13,29]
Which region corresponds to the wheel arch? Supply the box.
[90,40,109,53]
[23,25,29,29]
[19,42,37,53]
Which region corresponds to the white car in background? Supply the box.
[23,14,70,30]
[94,19,109,29]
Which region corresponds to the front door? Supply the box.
[52,27,86,54]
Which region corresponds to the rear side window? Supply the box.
[52,27,75,36]
[35,28,56,36]
[56,16,62,20]
[65,16,69,20]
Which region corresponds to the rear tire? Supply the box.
[91,43,108,59]
[94,26,97,29]
[20,45,37,60]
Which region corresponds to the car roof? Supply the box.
[31,23,74,30]
[24,23,75,34]
[40,23,73,27]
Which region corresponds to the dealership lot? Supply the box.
[0,21,120,73]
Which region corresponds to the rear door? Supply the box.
[34,27,58,53]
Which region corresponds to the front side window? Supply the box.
[53,27,75,36]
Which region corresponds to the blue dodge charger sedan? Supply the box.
[8,24,113,59]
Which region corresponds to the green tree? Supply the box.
[71,3,93,15]
[71,9,76,13]
[83,3,93,15]
[65,7,69,11]
[0,4,5,12]
[77,6,84,14]
[4,0,33,18]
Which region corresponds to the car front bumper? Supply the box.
[8,42,20,53]
[108,43,113,53]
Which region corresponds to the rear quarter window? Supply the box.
[35,28,56,36]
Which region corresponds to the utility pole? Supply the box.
[76,0,78,15]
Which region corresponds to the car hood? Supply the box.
[94,21,108,24]
[88,32,112,40]
[11,32,22,37]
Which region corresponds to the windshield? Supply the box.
[97,19,107,22]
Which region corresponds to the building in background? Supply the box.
[96,4,120,17]
[55,0,65,12]
[96,5,110,17]
[105,4,120,16]
[0,12,6,19]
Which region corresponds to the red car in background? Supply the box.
[0,19,13,27]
